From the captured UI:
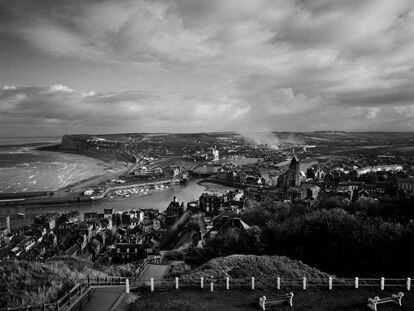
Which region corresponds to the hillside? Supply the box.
[0,257,135,308]
[181,254,330,281]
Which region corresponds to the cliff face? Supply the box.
[60,135,90,151]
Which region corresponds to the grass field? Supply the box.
[129,288,413,311]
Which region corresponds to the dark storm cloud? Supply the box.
[0,0,414,134]
[337,86,414,106]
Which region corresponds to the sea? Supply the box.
[0,137,111,193]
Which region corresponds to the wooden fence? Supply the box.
[131,276,412,292]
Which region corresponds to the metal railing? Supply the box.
[0,276,128,311]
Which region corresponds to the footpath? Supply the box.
[80,287,125,311]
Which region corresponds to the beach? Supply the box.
[0,140,126,193]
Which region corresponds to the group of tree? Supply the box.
[193,195,414,276]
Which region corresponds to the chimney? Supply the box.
[173,196,177,203]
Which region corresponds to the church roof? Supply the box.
[289,155,300,169]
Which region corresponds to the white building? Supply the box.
[212,146,219,161]
[356,164,403,177]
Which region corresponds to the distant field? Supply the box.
[129,288,413,311]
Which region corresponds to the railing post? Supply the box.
[380,277,385,291]
[42,303,46,311]
[57,300,60,311]
[97,276,99,286]
[303,277,307,290]
[150,278,154,292]
[329,276,333,290]
[68,292,71,307]
[210,281,214,292]
[106,276,108,285]
[126,279,130,294]
[226,277,229,290]
[251,277,255,290]
[277,277,281,290]
[200,277,204,289]
[88,275,90,287]
[355,277,359,289]
[26,305,29,311]
[175,277,179,290]
[407,277,411,291]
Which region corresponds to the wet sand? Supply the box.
[0,146,126,193]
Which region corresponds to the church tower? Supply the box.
[288,155,301,187]
[277,154,301,189]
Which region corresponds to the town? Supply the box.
[1,132,414,265]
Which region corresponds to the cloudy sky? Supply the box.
[0,0,413,136]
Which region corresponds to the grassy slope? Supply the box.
[130,288,414,311]
[0,257,135,308]
[181,254,330,281]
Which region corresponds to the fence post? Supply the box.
[210,281,214,292]
[355,277,359,289]
[26,305,29,311]
[407,277,411,291]
[303,277,307,290]
[150,278,154,292]
[88,275,90,287]
[175,277,179,290]
[42,303,46,311]
[57,300,60,311]
[97,276,99,286]
[126,279,130,293]
[200,277,204,289]
[251,277,255,290]
[226,277,229,290]
[329,276,333,290]
[277,277,281,290]
[68,292,71,307]
[380,277,385,291]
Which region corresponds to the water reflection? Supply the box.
[12,179,236,217]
